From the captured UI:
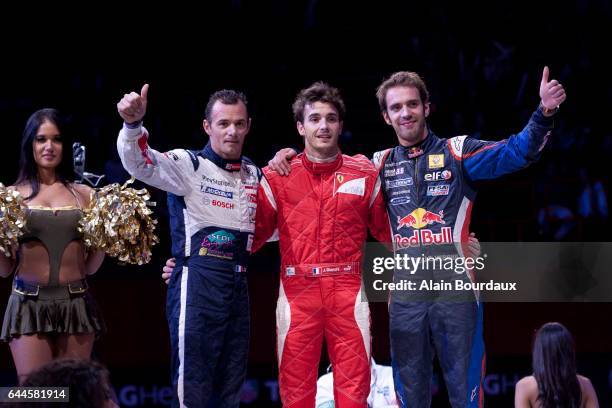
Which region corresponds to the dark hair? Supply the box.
[204,89,248,122]
[15,108,74,200]
[376,71,430,112]
[19,359,114,408]
[292,81,346,123]
[532,322,582,408]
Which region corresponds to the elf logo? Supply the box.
[424,170,452,182]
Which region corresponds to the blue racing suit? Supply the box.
[118,124,261,407]
[372,105,555,407]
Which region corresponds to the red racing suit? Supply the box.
[253,152,390,407]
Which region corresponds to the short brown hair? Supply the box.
[376,71,430,112]
[292,82,346,122]
[205,89,248,121]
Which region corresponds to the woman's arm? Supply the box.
[1,185,22,277]
[75,184,106,275]
[84,248,105,275]
[0,250,16,278]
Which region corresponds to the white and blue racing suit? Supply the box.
[118,124,261,407]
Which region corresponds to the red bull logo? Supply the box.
[397,208,445,230]
[395,208,451,247]
[394,228,453,248]
[397,213,418,229]
[422,210,445,225]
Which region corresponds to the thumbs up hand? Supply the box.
[539,67,566,114]
[117,84,149,124]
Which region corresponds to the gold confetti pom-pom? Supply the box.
[0,183,26,258]
[79,178,159,265]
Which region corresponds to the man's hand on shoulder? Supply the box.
[268,148,297,176]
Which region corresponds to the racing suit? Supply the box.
[372,105,555,407]
[253,152,389,407]
[118,124,260,408]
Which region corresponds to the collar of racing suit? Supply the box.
[301,150,343,174]
[399,127,438,158]
[199,142,243,172]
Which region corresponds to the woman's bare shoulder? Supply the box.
[516,375,538,388]
[71,183,94,205]
[577,375,598,403]
[8,183,30,198]
[515,376,538,407]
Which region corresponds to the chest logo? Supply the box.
[334,173,365,197]
[397,208,445,230]
[428,154,444,169]
[424,170,452,182]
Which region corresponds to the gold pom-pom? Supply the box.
[79,178,159,265]
[0,183,26,258]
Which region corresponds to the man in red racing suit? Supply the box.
[252,82,389,407]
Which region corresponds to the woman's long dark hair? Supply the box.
[533,322,582,408]
[15,108,74,200]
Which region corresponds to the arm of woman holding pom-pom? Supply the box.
[84,248,105,275]
[75,184,106,275]
[0,184,23,277]
[0,247,16,278]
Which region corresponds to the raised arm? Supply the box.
[457,66,566,181]
[116,84,192,196]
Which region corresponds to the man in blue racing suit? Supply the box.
[372,67,566,407]
[117,85,260,407]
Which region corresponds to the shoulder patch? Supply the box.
[243,162,262,180]
[448,136,468,161]
[186,150,200,171]
[372,148,392,170]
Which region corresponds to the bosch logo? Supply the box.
[212,200,234,209]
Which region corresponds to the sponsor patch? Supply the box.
[200,230,236,259]
[384,167,405,177]
[390,197,411,206]
[396,208,445,230]
[390,189,411,196]
[407,147,424,158]
[427,184,450,196]
[202,175,233,187]
[203,186,234,199]
[225,163,241,171]
[424,170,452,182]
[164,151,180,161]
[386,178,413,189]
[394,227,453,248]
[428,154,444,169]
[203,197,235,209]
[334,173,366,196]
[385,160,409,168]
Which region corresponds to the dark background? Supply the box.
[1,0,611,406]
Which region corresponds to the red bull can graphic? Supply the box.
[395,208,451,247]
